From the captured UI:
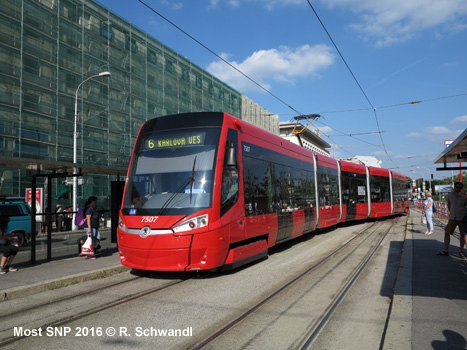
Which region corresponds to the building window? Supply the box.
[125,35,137,53]
[148,49,157,64]
[101,21,112,40]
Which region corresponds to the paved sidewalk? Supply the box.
[1,229,127,301]
[385,208,467,350]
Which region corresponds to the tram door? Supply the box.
[346,202,357,221]
[275,166,295,243]
[276,211,294,242]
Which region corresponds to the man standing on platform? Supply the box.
[437,182,467,257]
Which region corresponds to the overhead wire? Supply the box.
[137,0,302,116]
[136,0,458,164]
[306,0,398,168]
[271,91,467,116]
[315,119,382,149]
[316,92,467,115]
[136,0,356,156]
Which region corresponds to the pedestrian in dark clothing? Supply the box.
[0,214,19,274]
[84,196,100,259]
[64,206,72,231]
[438,182,467,257]
[55,204,64,232]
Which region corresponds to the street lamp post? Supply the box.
[73,71,111,230]
[416,166,432,192]
[410,170,424,198]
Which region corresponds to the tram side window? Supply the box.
[341,172,354,205]
[370,175,390,202]
[221,167,239,216]
[242,141,316,216]
[342,172,367,204]
[291,169,307,210]
[243,157,273,216]
[317,166,339,206]
[273,165,314,213]
[393,179,408,202]
[221,130,239,216]
[304,169,316,209]
[275,164,292,212]
[356,173,367,203]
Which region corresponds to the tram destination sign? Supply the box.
[145,132,205,150]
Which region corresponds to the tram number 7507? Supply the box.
[141,216,159,223]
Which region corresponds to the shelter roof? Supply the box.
[434,128,467,171]
[0,156,127,177]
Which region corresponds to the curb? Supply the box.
[1,264,130,302]
[382,211,413,350]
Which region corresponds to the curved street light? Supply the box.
[72,71,111,230]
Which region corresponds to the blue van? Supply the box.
[0,200,33,246]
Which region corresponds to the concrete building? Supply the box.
[339,156,382,168]
[242,95,279,135]
[279,122,331,156]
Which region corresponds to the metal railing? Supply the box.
[414,199,448,224]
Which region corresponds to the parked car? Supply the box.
[0,199,35,246]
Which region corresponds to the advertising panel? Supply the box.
[26,188,43,222]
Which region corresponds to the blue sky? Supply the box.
[97,0,467,181]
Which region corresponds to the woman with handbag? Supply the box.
[422,192,434,235]
[83,196,101,259]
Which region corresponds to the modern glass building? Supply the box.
[0,0,259,209]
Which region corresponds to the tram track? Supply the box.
[191,216,402,350]
[300,218,397,349]
[0,271,195,347]
[2,215,406,349]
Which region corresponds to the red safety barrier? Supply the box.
[415,200,448,224]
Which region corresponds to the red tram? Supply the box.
[117,112,409,271]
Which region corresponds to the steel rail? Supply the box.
[192,217,399,349]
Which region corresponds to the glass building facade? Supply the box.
[0,0,245,208]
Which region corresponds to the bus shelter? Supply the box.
[434,128,467,178]
[0,156,126,264]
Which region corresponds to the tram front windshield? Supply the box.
[123,128,220,216]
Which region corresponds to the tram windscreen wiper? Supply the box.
[159,156,197,213]
[189,156,196,204]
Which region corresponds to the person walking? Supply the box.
[84,196,101,259]
[437,182,467,257]
[55,204,64,232]
[422,191,434,235]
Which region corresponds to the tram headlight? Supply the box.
[173,214,209,233]
[118,218,126,230]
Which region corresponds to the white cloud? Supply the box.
[407,131,421,137]
[206,44,334,92]
[208,0,219,8]
[205,0,467,45]
[208,0,241,8]
[407,126,464,142]
[172,2,183,10]
[161,0,183,10]
[314,126,333,137]
[322,0,467,46]
[329,143,345,158]
[450,115,467,124]
[372,150,393,157]
[260,0,306,11]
